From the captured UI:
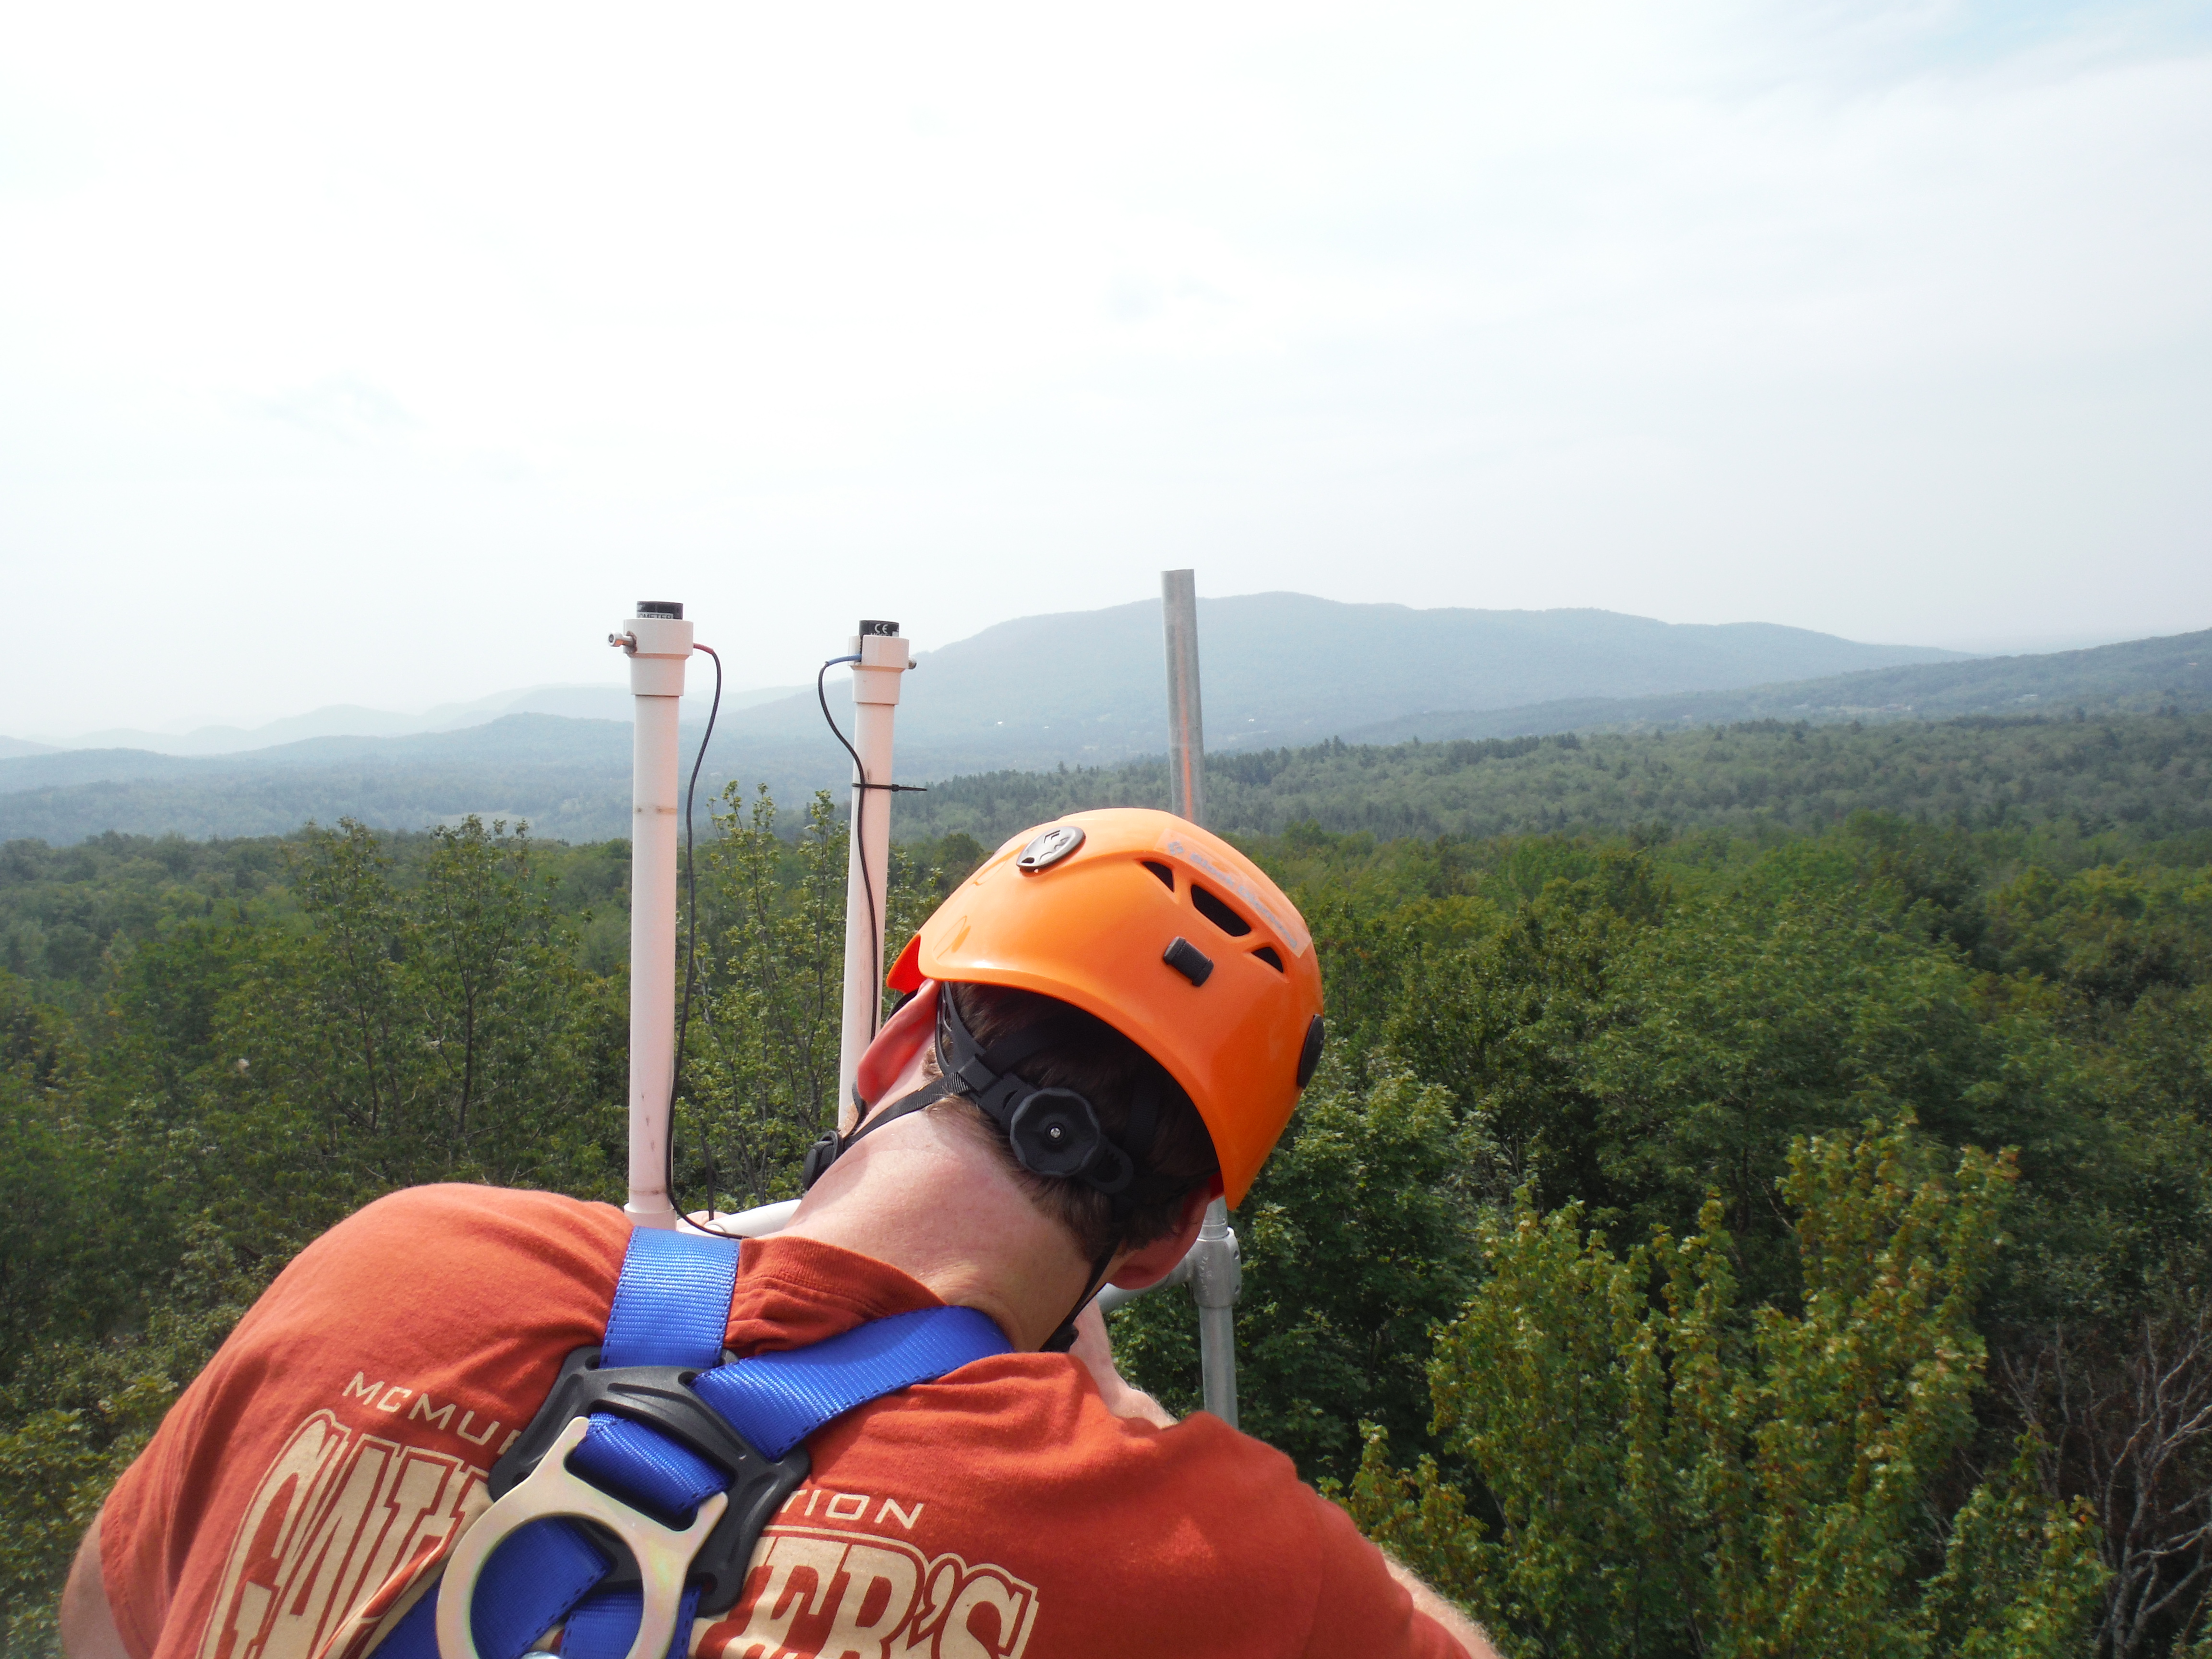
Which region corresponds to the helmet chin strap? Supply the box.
[1041,1244,1121,1355]
[1041,1066,1161,1354]
[812,987,1162,1354]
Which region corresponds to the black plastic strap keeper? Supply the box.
[489,1346,810,1614]
[800,984,1162,1215]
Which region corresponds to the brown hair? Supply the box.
[936,981,1219,1261]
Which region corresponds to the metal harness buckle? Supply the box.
[439,1418,722,1659]
[435,1346,811,1659]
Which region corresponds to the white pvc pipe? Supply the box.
[619,604,694,1227]
[835,623,911,1133]
[684,1197,800,1238]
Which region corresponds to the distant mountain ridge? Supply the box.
[0,716,648,844]
[705,594,1969,769]
[11,596,1961,763]
[0,594,2080,846]
[1334,628,2212,743]
[43,683,798,757]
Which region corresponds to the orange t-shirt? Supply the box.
[102,1184,1465,1659]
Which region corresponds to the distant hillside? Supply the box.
[13,597,1958,767]
[896,711,2212,848]
[1338,627,2212,743]
[0,716,826,845]
[43,683,798,757]
[711,594,1967,769]
[0,596,1982,842]
[11,705,2206,854]
[4,621,2206,847]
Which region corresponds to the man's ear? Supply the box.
[847,981,941,1133]
[1106,1180,1218,1291]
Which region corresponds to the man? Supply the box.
[64,810,1497,1659]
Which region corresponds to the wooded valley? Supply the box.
[4,709,2211,1656]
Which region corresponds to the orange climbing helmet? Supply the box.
[886,808,1325,1207]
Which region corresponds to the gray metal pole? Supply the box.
[1162,569,1206,827]
[1161,568,1240,1428]
[1191,1205,1240,1426]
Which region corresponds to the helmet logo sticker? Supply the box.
[1015,824,1085,873]
[1159,834,1310,956]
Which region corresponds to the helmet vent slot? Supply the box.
[1190,884,1252,937]
[1142,860,1176,890]
[1252,945,1285,972]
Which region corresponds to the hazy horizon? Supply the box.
[13,593,2175,749]
[6,2,2208,735]
[17,613,2171,749]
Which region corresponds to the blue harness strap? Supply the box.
[372,1227,1008,1659]
[692,1307,1018,1460]
[564,1228,747,1529]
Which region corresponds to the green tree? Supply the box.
[1112,1063,1477,1482]
[0,1226,273,1659]
[1346,1120,2105,1658]
[289,818,405,1144]
[405,818,617,1186]
[678,787,851,1211]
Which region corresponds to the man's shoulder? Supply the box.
[346,1180,616,1230]
[259,1183,630,1334]
[789,1385,1370,1657]
[842,1355,1320,1513]
[298,1182,624,1266]
[102,1188,635,1659]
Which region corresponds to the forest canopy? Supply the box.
[901,709,2212,848]
[4,709,2212,1656]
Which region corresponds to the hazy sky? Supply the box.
[4,1,2209,736]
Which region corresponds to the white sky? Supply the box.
[4,0,2209,735]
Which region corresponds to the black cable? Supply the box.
[817,654,880,1046]
[671,643,724,1231]
[673,648,919,1239]
[815,653,930,1054]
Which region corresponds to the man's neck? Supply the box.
[777,1108,1100,1352]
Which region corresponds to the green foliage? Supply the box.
[10,757,2212,1654]
[0,817,637,1655]
[1112,1065,1477,1473]
[0,1226,272,1659]
[677,787,850,1210]
[669,790,985,1214]
[1919,1433,2110,1659]
[126,817,630,1255]
[0,976,118,1365]
[1348,1122,2104,1658]
[0,832,298,1015]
